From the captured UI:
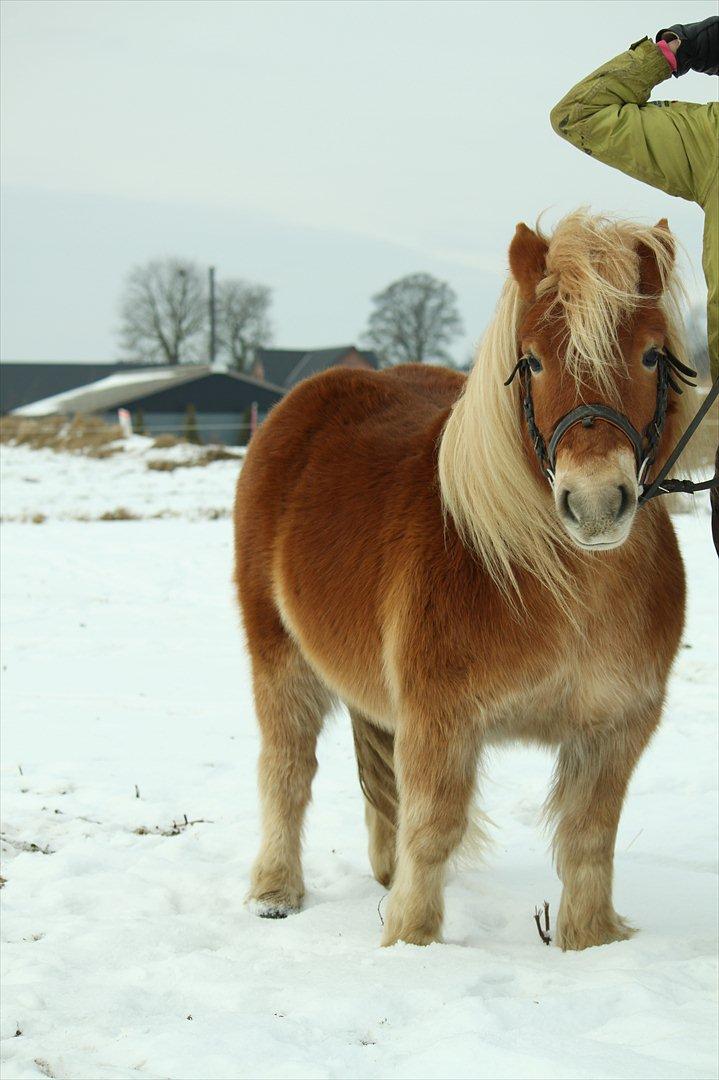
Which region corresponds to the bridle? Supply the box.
[504,350,719,505]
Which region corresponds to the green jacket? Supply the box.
[550,38,718,380]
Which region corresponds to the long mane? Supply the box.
[437,210,699,601]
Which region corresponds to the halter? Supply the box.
[504,350,718,504]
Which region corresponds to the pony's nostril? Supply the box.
[561,488,579,524]
[616,484,631,520]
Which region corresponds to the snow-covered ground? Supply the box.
[1,442,717,1080]
[0,438,243,523]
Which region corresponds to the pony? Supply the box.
[234,210,699,950]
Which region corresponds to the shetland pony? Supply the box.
[234,211,698,950]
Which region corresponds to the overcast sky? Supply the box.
[1,0,716,363]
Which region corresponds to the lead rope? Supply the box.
[639,377,719,504]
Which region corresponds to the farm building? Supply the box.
[1,346,382,444]
[8,366,285,445]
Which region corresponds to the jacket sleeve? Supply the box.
[550,38,716,207]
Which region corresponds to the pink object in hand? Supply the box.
[656,40,678,72]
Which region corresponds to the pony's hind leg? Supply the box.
[247,636,333,918]
[547,703,660,950]
[350,710,397,887]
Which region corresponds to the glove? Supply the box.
[656,16,719,76]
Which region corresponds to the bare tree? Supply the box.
[363,273,464,366]
[216,279,273,371]
[119,258,207,364]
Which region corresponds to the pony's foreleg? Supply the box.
[381,716,479,947]
[547,708,659,950]
[247,649,332,918]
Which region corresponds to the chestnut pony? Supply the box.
[234,211,698,951]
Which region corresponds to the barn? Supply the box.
[9,365,285,445]
[2,346,382,445]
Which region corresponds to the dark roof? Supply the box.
[254,349,306,387]
[115,371,284,414]
[281,345,381,389]
[359,350,381,370]
[0,361,206,414]
[284,347,352,388]
[256,345,381,388]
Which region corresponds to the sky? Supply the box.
[1,0,717,363]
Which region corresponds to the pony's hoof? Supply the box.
[248,896,301,919]
[557,914,636,951]
[381,925,442,947]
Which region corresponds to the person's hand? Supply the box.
[660,35,681,57]
[655,16,719,76]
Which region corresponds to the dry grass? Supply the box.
[0,415,123,457]
[146,447,242,472]
[1,508,231,523]
[199,446,243,464]
[152,434,186,449]
[146,459,178,472]
[0,417,246,466]
[98,508,139,521]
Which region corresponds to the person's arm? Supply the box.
[550,38,716,206]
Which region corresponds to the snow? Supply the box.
[0,439,243,522]
[0,441,717,1080]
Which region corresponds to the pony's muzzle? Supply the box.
[555,458,638,550]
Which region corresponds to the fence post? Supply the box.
[117,408,132,438]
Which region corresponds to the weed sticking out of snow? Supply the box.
[133,814,213,837]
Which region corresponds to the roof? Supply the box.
[14,367,210,416]
[285,346,380,387]
[12,367,285,417]
[283,347,350,388]
[125,371,284,414]
[257,345,381,389]
[254,349,306,387]
[0,361,175,414]
[1,350,379,413]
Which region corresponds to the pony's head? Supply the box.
[439,211,698,598]
[508,215,688,550]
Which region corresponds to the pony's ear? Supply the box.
[637,218,675,297]
[508,223,549,302]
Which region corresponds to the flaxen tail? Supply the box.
[351,712,397,828]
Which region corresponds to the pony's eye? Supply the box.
[642,347,660,369]
[527,354,543,374]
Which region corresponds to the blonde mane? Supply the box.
[438,210,699,600]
